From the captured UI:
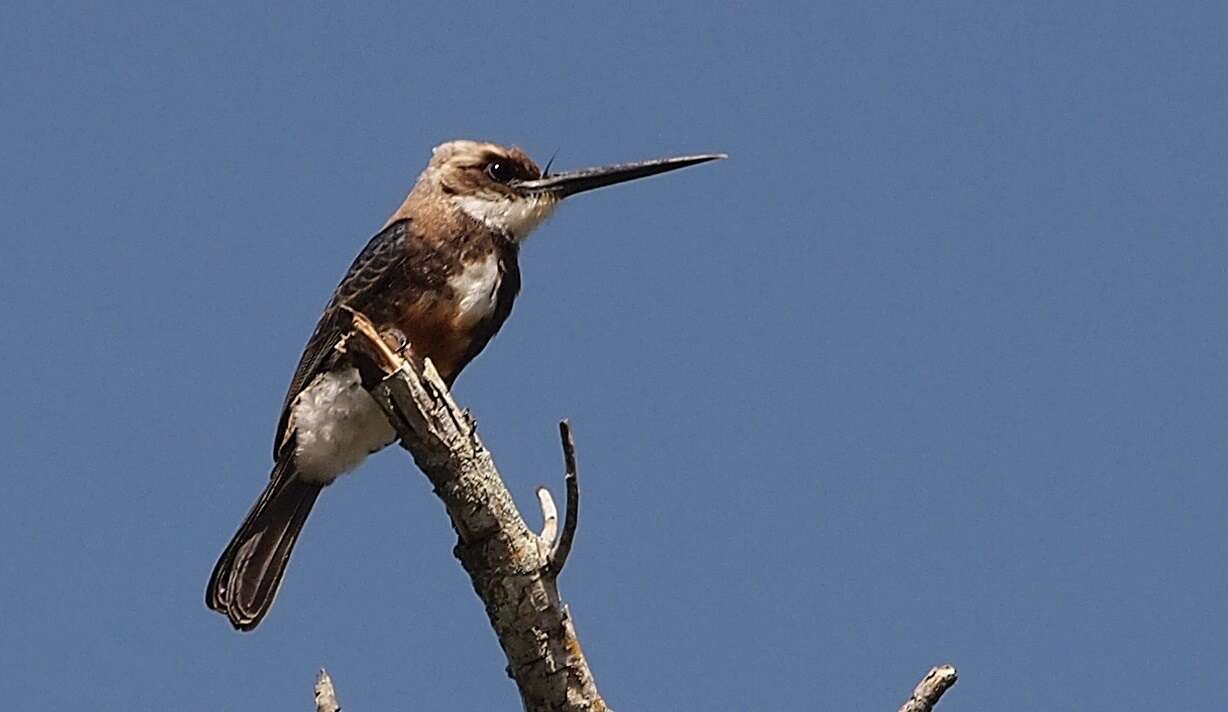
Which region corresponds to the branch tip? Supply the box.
[559,419,578,475]
[314,668,341,712]
[897,664,958,712]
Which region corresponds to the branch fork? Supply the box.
[338,309,608,712]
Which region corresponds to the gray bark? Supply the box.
[897,665,958,712]
[314,669,340,712]
[341,312,606,712]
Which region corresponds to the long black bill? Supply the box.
[512,153,726,198]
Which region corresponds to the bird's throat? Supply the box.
[452,193,557,241]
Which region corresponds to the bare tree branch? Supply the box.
[341,310,609,712]
[549,421,580,575]
[332,309,957,711]
[897,665,958,712]
[314,668,341,712]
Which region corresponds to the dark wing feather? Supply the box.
[272,219,412,457]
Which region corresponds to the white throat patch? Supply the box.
[453,194,556,241]
[450,251,502,327]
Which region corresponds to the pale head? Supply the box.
[418,140,556,241]
[406,139,727,241]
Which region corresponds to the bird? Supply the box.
[206,140,725,630]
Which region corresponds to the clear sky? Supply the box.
[2,2,1225,710]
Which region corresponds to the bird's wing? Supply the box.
[273,218,412,457]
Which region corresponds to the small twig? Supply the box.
[897,664,957,712]
[536,486,559,547]
[314,668,341,712]
[548,420,580,575]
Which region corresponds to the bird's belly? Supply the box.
[290,367,396,484]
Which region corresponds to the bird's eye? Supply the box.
[486,160,517,183]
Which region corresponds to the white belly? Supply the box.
[290,368,396,484]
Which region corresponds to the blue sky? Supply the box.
[2,2,1225,709]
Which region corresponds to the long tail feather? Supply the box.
[206,459,321,631]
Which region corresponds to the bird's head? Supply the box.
[413,140,725,241]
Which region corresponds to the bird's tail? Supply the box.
[206,458,321,631]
